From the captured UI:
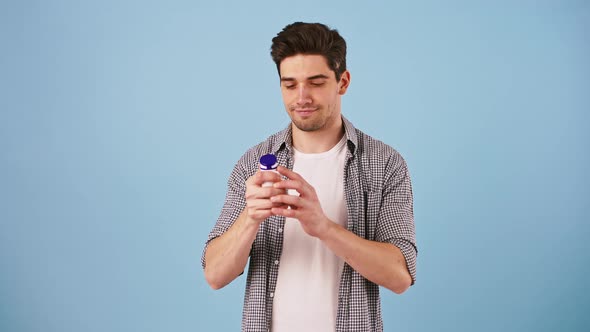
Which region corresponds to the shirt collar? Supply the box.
[271,115,359,157]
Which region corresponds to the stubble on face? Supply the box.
[279,55,342,134]
[288,103,336,132]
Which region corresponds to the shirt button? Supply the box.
[274,260,279,265]
[278,228,283,233]
[270,292,274,297]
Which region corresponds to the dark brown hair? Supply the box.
[270,22,347,81]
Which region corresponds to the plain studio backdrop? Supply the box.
[1,1,588,331]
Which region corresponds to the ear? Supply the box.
[338,70,351,95]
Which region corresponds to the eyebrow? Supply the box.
[280,74,330,82]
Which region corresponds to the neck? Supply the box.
[291,116,344,153]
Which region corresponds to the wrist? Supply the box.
[238,209,263,234]
[316,216,337,241]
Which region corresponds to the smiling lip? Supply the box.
[294,108,317,116]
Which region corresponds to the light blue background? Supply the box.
[1,0,589,331]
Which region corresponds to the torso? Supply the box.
[271,135,348,332]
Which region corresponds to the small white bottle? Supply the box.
[259,154,279,187]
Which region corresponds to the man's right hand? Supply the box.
[244,171,286,224]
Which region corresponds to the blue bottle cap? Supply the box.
[259,154,278,170]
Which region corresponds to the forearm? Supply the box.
[204,209,259,290]
[319,222,412,294]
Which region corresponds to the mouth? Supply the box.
[293,108,318,117]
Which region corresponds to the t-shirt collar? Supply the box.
[271,115,359,157]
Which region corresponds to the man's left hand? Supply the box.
[270,166,332,239]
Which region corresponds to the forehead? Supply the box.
[279,54,334,79]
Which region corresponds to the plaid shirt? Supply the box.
[202,117,417,332]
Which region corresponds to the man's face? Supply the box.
[279,54,350,132]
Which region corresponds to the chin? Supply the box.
[292,119,325,132]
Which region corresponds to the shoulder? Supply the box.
[352,127,411,192]
[343,116,406,168]
[354,128,407,168]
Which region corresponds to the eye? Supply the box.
[282,82,296,89]
[310,81,325,87]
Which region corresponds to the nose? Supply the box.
[296,84,312,105]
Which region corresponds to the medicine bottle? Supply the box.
[259,154,279,187]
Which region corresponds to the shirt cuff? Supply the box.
[391,238,417,285]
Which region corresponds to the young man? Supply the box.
[202,22,417,332]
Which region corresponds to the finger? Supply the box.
[270,194,303,208]
[246,171,261,185]
[275,167,315,195]
[276,166,303,181]
[271,206,298,218]
[246,187,286,200]
[249,209,274,221]
[271,201,289,209]
[246,198,276,210]
[261,170,282,183]
[249,170,282,186]
[269,187,288,197]
[272,179,306,193]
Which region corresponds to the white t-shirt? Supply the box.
[271,136,348,332]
